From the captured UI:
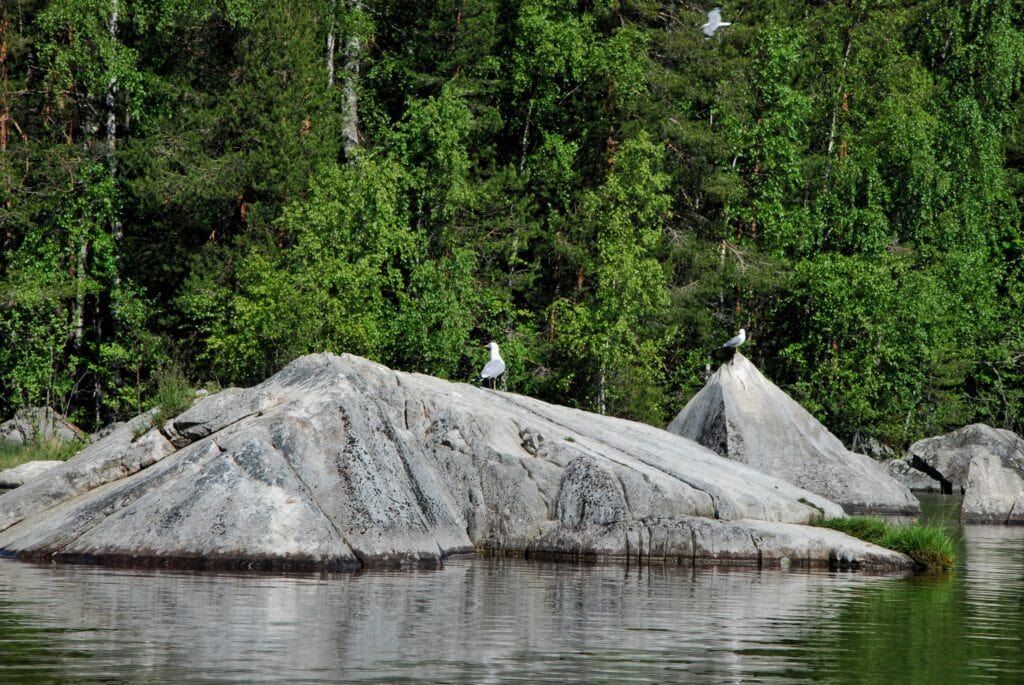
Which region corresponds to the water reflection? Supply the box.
[959,525,1024,681]
[0,496,1021,684]
[0,559,891,684]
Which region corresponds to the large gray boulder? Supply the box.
[666,353,919,516]
[0,353,912,571]
[906,423,1021,496]
[909,424,1024,523]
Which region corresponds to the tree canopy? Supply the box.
[2,0,1023,448]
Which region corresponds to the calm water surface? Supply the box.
[1,494,1022,684]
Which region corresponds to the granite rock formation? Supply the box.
[0,354,912,570]
[667,353,919,516]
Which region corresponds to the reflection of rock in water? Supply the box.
[962,525,1024,609]
[0,557,897,682]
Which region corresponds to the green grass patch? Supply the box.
[0,438,83,470]
[816,516,956,572]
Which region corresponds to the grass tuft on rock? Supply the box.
[816,516,956,572]
[150,364,196,427]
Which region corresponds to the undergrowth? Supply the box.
[0,439,83,470]
[149,364,196,428]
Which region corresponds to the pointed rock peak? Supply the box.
[726,350,751,366]
[716,351,771,382]
[669,353,919,516]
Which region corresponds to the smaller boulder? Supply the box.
[0,460,64,489]
[0,408,83,445]
[851,434,897,461]
[910,424,1024,523]
[962,452,1024,524]
[667,353,919,515]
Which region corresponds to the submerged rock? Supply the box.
[910,424,1024,524]
[666,353,919,516]
[0,354,912,571]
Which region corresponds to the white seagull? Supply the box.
[479,341,506,388]
[702,7,732,38]
[722,328,746,349]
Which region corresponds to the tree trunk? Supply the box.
[105,0,117,169]
[825,33,852,159]
[101,0,121,419]
[824,22,855,188]
[519,101,532,175]
[1,10,8,156]
[326,0,336,88]
[341,0,360,159]
[73,239,88,350]
[107,0,122,242]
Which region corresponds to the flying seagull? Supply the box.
[722,328,746,349]
[702,7,732,38]
[479,341,506,389]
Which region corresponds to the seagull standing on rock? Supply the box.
[479,341,506,389]
[702,7,732,38]
[722,328,746,350]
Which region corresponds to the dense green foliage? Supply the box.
[2,0,1023,447]
[817,516,957,571]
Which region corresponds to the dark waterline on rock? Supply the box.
[1,494,1022,684]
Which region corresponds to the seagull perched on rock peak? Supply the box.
[702,7,732,38]
[722,328,746,349]
[479,341,506,389]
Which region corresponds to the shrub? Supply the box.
[150,365,195,428]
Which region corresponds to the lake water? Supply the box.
[1,494,1022,684]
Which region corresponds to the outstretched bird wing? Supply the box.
[703,8,731,37]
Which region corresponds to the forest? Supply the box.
[1,0,1023,450]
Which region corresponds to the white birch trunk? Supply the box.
[73,240,88,349]
[326,0,336,88]
[341,0,360,159]
[107,0,123,242]
[825,33,852,159]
